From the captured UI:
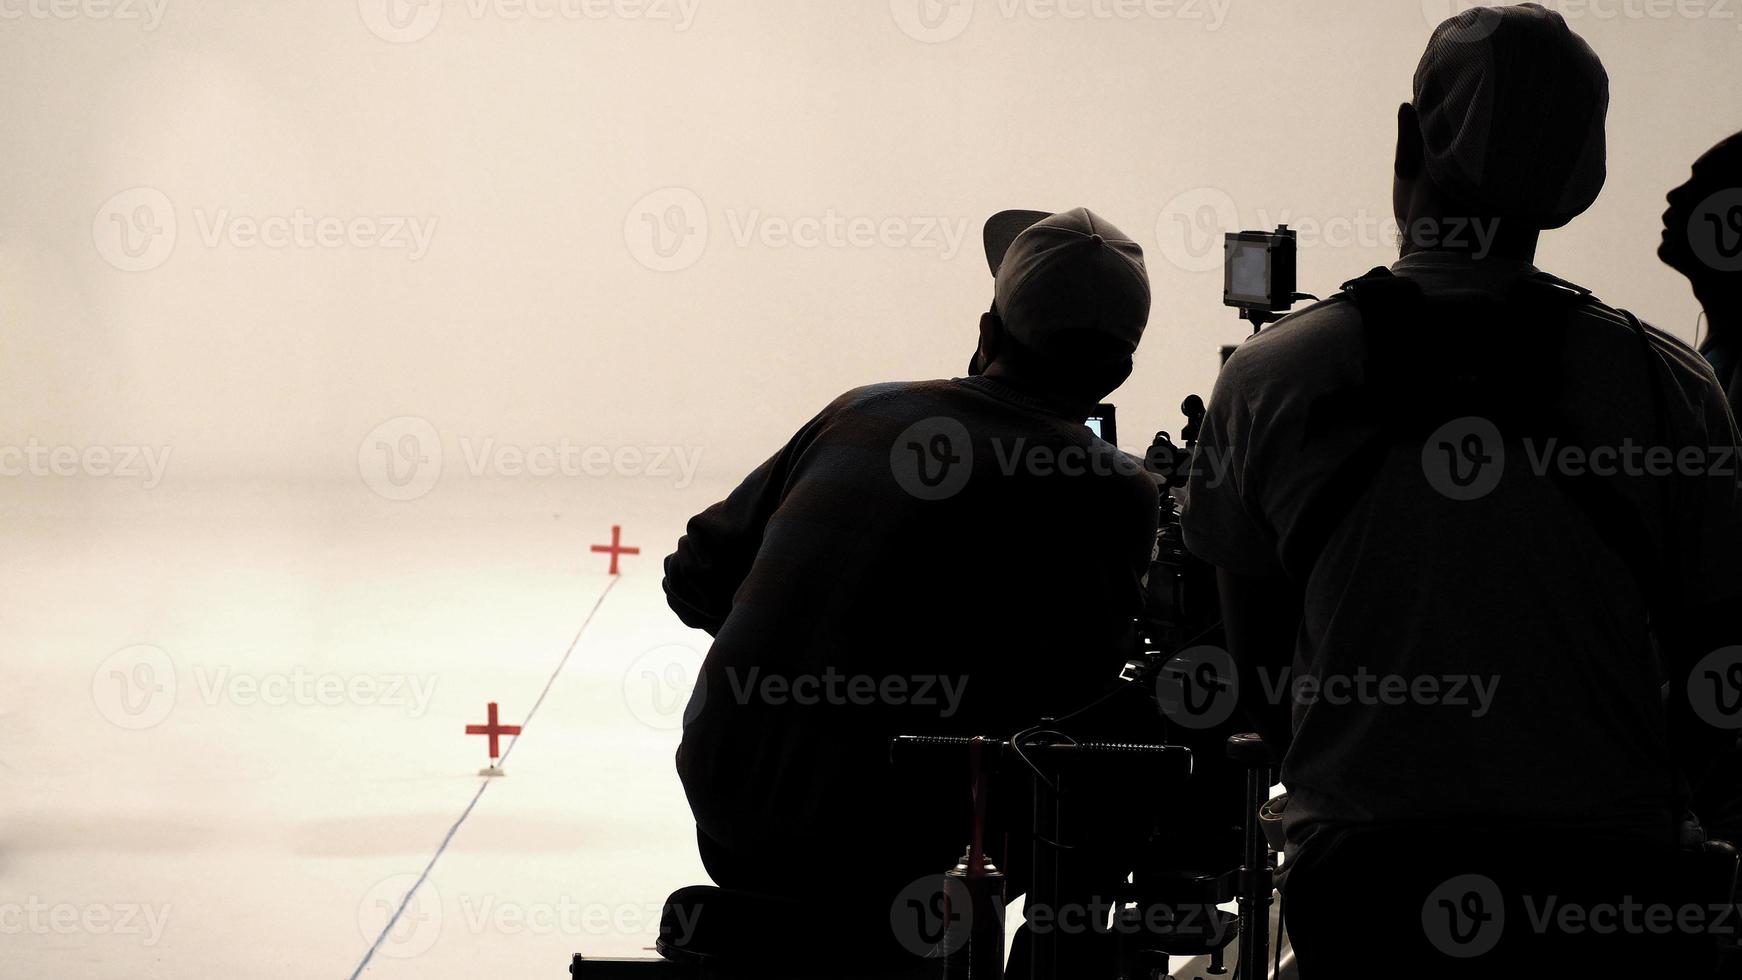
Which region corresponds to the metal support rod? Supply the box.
[1237,764,1274,980]
[1031,769,1060,980]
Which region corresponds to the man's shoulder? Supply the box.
[1217,294,1366,396]
[826,379,990,409]
[1559,294,1728,402]
[1220,278,1717,392]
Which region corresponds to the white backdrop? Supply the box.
[3,4,1739,977]
[1,0,1736,494]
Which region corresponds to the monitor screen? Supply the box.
[1085,403,1117,445]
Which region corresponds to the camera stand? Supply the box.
[891,734,1195,980]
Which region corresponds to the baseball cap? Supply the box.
[1414,3,1609,229]
[984,207,1151,352]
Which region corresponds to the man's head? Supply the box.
[973,207,1150,415]
[1659,131,1742,322]
[1395,3,1609,259]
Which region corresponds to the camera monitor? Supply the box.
[1224,227,1297,313]
[1085,404,1117,445]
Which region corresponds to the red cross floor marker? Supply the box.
[591,524,640,575]
[465,701,522,776]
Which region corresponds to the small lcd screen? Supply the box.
[1226,241,1272,305]
[1084,404,1117,444]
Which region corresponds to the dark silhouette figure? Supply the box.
[1183,5,1742,977]
[662,208,1159,967]
[1662,132,1742,409]
[1662,134,1742,978]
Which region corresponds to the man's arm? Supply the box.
[663,403,840,635]
[1180,352,1297,755]
[1217,567,1300,757]
[1667,375,1742,819]
[663,454,785,635]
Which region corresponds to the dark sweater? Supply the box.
[664,376,1158,894]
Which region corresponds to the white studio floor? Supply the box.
[2,475,1284,980]
[4,475,717,979]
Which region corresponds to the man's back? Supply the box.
[1184,251,1742,851]
[665,375,1158,891]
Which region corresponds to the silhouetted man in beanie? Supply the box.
[1185,6,1742,976]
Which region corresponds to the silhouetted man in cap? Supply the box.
[664,208,1159,964]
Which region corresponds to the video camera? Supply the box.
[1132,225,1307,660]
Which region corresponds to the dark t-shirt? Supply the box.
[1704,335,1741,412]
[1182,252,1742,851]
[1698,333,1742,843]
[664,376,1158,892]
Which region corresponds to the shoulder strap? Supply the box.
[1281,269,1429,580]
[1282,270,1675,619]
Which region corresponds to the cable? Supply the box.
[347,780,493,980]
[345,576,622,979]
[500,575,621,766]
[1002,619,1226,793]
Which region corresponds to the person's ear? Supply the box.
[1395,102,1425,180]
[973,310,1004,374]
